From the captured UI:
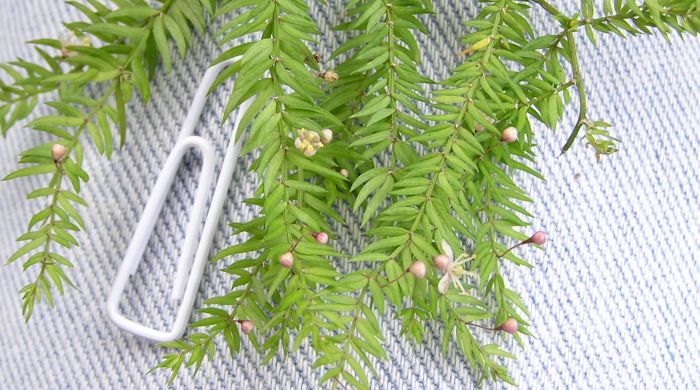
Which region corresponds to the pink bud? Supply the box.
[240,320,254,334]
[51,144,67,162]
[529,231,547,246]
[313,232,329,245]
[434,254,450,272]
[408,261,426,279]
[501,127,518,143]
[499,318,518,334]
[340,168,349,177]
[279,252,294,268]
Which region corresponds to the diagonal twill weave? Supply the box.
[0,0,699,388]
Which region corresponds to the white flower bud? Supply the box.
[51,144,67,162]
[313,232,329,245]
[408,261,426,279]
[529,231,547,246]
[434,254,450,272]
[499,318,518,334]
[240,320,254,334]
[501,127,518,143]
[279,252,294,268]
[320,129,333,144]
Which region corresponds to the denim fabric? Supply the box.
[1,1,699,389]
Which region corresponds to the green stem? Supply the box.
[380,0,401,171]
[329,282,370,390]
[530,0,566,20]
[270,1,300,246]
[22,81,117,319]
[379,268,407,287]
[482,185,510,318]
[560,31,588,155]
[161,0,177,13]
[582,4,699,27]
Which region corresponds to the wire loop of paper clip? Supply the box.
[107,59,250,342]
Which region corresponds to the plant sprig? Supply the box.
[154,0,354,381]
[532,0,699,156]
[155,0,700,387]
[2,0,699,388]
[336,0,433,226]
[2,0,215,320]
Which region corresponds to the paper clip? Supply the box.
[107,59,250,342]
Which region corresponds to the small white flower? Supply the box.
[437,240,475,295]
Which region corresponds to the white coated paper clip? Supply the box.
[107,59,250,342]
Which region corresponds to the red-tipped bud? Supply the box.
[279,252,294,268]
[408,261,426,279]
[340,168,349,177]
[313,232,329,245]
[240,320,254,334]
[529,231,547,246]
[499,318,518,334]
[501,127,518,143]
[51,144,67,162]
[434,254,450,272]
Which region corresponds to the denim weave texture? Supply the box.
[0,0,699,389]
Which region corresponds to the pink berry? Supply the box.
[408,261,426,279]
[314,232,329,245]
[499,318,518,334]
[51,144,67,162]
[240,320,254,334]
[434,254,451,272]
[529,231,547,246]
[279,252,294,268]
[501,127,518,143]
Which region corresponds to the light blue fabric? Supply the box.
[1,1,699,388]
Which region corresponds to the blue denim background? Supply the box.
[1,1,699,388]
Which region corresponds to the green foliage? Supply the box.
[2,0,699,388]
[1,0,214,320]
[154,0,357,385]
[536,0,700,156]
